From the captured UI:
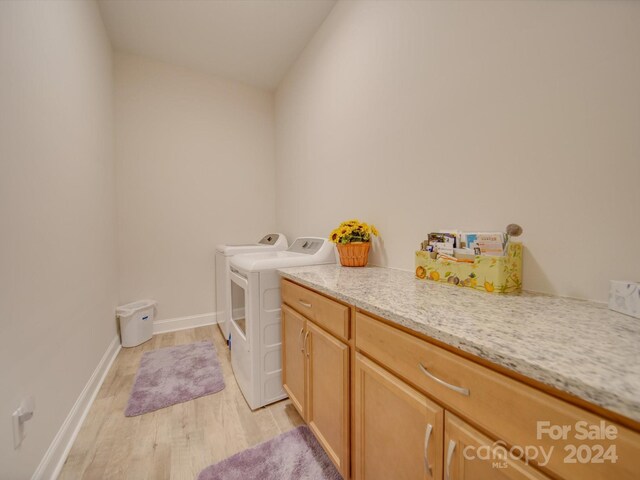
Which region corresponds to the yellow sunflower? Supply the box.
[340,219,359,227]
[329,219,379,245]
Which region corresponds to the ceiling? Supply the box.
[97,0,336,90]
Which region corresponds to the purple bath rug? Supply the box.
[125,341,225,417]
[197,426,342,480]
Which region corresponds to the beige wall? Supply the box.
[0,1,117,477]
[115,53,276,320]
[276,0,640,302]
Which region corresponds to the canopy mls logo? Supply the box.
[462,439,553,469]
[463,420,619,469]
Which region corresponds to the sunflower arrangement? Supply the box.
[329,219,379,244]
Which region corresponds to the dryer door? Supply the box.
[229,268,257,409]
[229,269,248,341]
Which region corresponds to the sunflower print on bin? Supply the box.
[414,243,523,294]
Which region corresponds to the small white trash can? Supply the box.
[117,300,156,347]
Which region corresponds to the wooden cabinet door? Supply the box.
[354,353,444,480]
[282,305,307,419]
[444,412,550,480]
[306,320,350,478]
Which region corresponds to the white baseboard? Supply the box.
[153,311,218,335]
[32,335,121,480]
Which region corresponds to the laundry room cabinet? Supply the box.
[306,320,349,474]
[281,304,306,415]
[281,285,350,479]
[443,412,551,480]
[354,351,551,480]
[281,275,640,480]
[354,353,444,480]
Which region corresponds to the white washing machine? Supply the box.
[215,234,287,343]
[228,237,336,410]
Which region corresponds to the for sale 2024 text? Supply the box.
[537,420,618,465]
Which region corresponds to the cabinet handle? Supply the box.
[424,423,433,477]
[418,363,470,396]
[445,439,456,480]
[298,327,305,353]
[298,299,312,308]
[303,330,310,357]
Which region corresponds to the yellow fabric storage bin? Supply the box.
[415,242,523,294]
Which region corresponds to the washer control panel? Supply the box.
[259,233,280,245]
[288,237,325,255]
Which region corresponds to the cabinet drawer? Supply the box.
[281,279,349,341]
[356,311,640,480]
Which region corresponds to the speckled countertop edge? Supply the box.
[278,265,640,423]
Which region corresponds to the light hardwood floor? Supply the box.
[59,325,303,480]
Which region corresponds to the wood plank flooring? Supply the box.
[59,325,303,480]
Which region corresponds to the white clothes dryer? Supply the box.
[228,237,336,410]
[215,234,287,343]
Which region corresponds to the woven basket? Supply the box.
[337,242,371,267]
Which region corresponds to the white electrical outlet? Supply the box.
[12,396,35,449]
[609,280,640,319]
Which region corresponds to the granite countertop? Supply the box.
[278,264,640,423]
